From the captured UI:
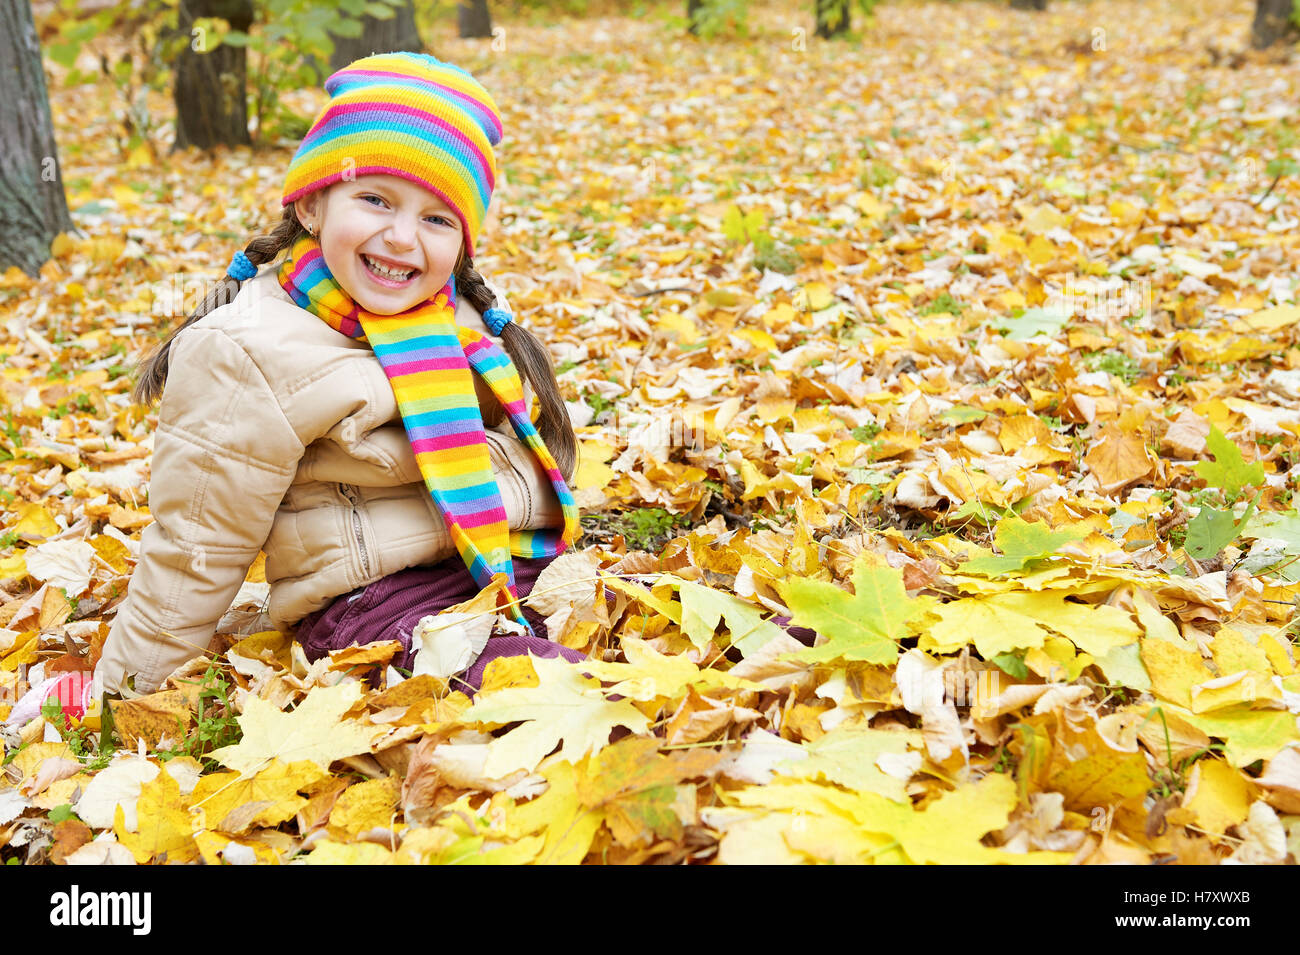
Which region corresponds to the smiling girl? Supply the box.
[95,53,583,697]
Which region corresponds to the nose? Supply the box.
[385,210,418,250]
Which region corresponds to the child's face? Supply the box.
[294,174,464,315]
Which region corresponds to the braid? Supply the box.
[132,207,308,405]
[456,258,578,484]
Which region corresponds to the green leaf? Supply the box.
[722,205,766,244]
[1243,510,1300,582]
[221,29,252,46]
[945,498,1022,528]
[1194,426,1265,498]
[49,803,80,823]
[1265,157,1299,179]
[674,581,786,654]
[850,423,881,444]
[961,516,1085,577]
[329,18,364,37]
[1185,493,1259,560]
[991,653,1029,679]
[939,405,988,425]
[991,306,1070,341]
[780,557,915,664]
[702,288,743,308]
[722,206,746,243]
[1093,642,1151,692]
[774,725,921,802]
[48,42,81,68]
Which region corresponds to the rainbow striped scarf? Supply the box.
[277,235,578,625]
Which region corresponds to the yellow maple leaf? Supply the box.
[925,590,1138,659]
[189,759,326,833]
[193,830,283,865]
[1140,639,1213,709]
[113,770,198,864]
[328,776,401,838]
[1173,705,1300,768]
[13,503,60,541]
[303,840,398,865]
[462,654,650,776]
[506,759,603,864]
[1049,748,1150,812]
[1175,758,1253,839]
[209,682,380,778]
[581,636,760,701]
[724,773,1069,864]
[573,737,720,847]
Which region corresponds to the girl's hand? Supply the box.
[474,374,506,428]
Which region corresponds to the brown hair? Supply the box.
[132,205,577,482]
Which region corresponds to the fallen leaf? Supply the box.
[461,653,650,776]
[210,682,381,778]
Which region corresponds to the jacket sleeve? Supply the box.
[96,327,305,694]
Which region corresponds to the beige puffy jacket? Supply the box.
[96,268,562,694]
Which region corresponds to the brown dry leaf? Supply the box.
[110,690,193,751]
[1084,426,1153,493]
[49,819,94,864]
[327,640,403,673]
[665,687,737,745]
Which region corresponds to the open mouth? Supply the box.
[361,253,420,286]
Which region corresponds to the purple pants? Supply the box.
[295,555,585,695]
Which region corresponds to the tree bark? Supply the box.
[815,0,851,38]
[1010,0,1048,9]
[456,0,493,40]
[1252,0,1298,48]
[329,0,424,73]
[172,0,254,152]
[0,0,76,277]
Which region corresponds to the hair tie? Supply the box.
[227,250,257,281]
[483,307,512,336]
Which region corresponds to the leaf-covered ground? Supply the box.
[3,0,1300,864]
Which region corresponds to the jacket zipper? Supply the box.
[338,483,372,577]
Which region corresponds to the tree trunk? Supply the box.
[456,0,493,40]
[687,0,705,36]
[329,0,424,72]
[0,0,76,277]
[1010,0,1048,9]
[815,0,851,38]
[1252,0,1298,48]
[172,0,254,152]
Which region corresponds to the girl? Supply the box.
[94,52,585,697]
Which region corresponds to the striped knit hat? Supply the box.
[281,52,502,258]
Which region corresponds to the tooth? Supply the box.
[366,255,412,279]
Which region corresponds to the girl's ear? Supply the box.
[293,195,319,230]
